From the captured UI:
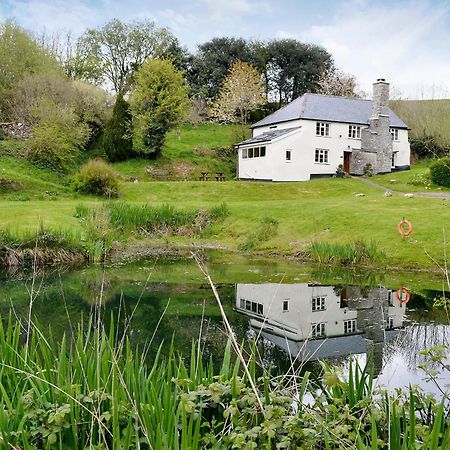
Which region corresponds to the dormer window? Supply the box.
[390,128,399,141]
[316,122,330,136]
[348,125,361,139]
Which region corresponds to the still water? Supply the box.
[1,251,449,396]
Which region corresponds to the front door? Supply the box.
[343,151,351,173]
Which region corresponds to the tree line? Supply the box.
[0,18,361,167]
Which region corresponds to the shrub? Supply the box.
[102,93,134,162]
[73,159,119,198]
[27,103,90,172]
[363,163,373,177]
[430,157,450,188]
[410,135,449,159]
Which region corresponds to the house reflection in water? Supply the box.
[235,284,405,375]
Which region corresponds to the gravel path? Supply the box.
[354,177,450,199]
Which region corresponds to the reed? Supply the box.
[309,239,386,266]
[0,314,448,448]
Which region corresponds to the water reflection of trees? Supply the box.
[386,324,450,372]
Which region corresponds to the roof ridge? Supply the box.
[307,93,372,101]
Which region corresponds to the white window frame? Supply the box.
[242,148,248,159]
[314,149,329,164]
[348,125,361,139]
[311,322,326,338]
[391,152,397,168]
[343,319,357,334]
[242,146,266,159]
[316,122,330,137]
[312,296,326,311]
[390,128,399,141]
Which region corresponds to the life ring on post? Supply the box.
[397,219,413,238]
[396,287,410,304]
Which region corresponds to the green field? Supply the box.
[1,124,450,270]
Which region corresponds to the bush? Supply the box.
[430,157,450,187]
[102,93,133,162]
[73,159,119,198]
[410,135,449,159]
[363,163,373,177]
[27,103,90,172]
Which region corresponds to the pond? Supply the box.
[1,251,449,397]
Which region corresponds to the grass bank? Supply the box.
[1,175,450,270]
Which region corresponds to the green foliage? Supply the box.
[239,216,278,251]
[408,171,432,188]
[0,177,23,193]
[430,157,450,187]
[73,159,119,197]
[102,93,133,162]
[363,163,374,177]
[0,21,61,120]
[27,102,90,172]
[309,240,385,266]
[131,58,189,158]
[410,135,449,159]
[208,202,230,220]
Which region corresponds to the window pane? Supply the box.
[260,146,266,157]
[257,304,263,315]
[248,148,253,158]
[254,147,260,157]
[286,150,291,161]
[242,149,247,158]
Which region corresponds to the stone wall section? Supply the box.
[350,80,393,175]
[0,122,31,140]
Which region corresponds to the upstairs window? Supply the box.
[316,122,330,136]
[343,319,357,334]
[315,149,329,164]
[312,296,326,311]
[390,128,399,141]
[348,125,361,139]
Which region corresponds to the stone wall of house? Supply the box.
[350,79,393,175]
[0,122,32,140]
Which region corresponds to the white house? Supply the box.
[236,79,410,182]
[235,283,404,370]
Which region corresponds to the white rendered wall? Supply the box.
[239,119,410,181]
[392,129,410,167]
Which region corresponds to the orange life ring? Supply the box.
[397,219,413,238]
[396,287,410,304]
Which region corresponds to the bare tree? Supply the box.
[317,69,365,98]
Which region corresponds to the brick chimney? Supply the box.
[371,78,389,118]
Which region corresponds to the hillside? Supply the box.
[390,98,450,144]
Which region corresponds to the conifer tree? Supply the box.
[103,93,133,162]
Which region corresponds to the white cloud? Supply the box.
[300,0,450,98]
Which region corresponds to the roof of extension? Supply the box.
[251,93,408,129]
[236,126,301,146]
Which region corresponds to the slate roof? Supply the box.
[236,126,301,146]
[252,93,408,129]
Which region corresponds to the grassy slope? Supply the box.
[1,125,449,270]
[1,175,449,270]
[113,123,240,180]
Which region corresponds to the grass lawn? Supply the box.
[371,159,450,193]
[1,174,449,270]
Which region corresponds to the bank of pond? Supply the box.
[0,252,450,448]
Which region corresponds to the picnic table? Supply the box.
[215,172,226,181]
[199,172,209,181]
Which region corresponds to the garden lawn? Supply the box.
[1,176,449,270]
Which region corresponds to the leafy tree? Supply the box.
[317,69,364,98]
[78,19,177,93]
[0,21,60,120]
[187,37,255,100]
[266,39,333,104]
[102,93,133,162]
[211,61,266,137]
[131,59,189,159]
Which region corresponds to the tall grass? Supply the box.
[309,239,386,266]
[0,314,448,448]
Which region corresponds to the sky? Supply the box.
[0,0,449,98]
